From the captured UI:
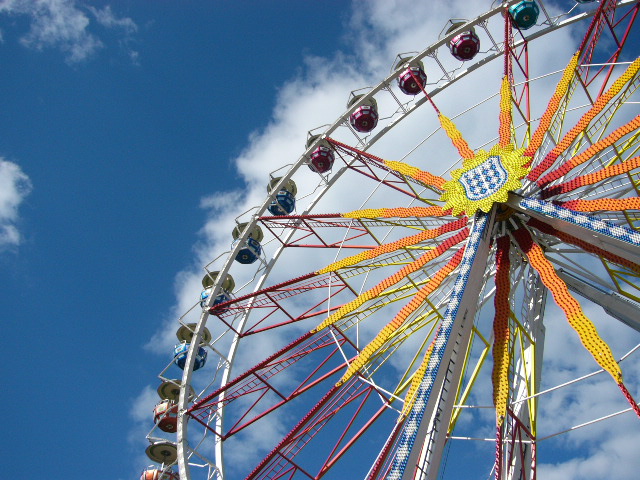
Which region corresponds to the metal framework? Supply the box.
[140,2,640,480]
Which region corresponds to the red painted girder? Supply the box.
[258,214,378,249]
[327,138,435,199]
[244,377,392,480]
[578,0,639,92]
[505,407,536,480]
[189,327,358,439]
[209,271,357,336]
[508,29,531,124]
[259,214,440,249]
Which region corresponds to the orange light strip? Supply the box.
[541,154,640,198]
[384,160,447,190]
[337,247,466,386]
[342,206,451,219]
[499,75,512,148]
[537,114,640,188]
[317,217,468,274]
[512,227,622,382]
[492,236,511,425]
[439,114,475,160]
[560,197,640,212]
[527,217,640,274]
[529,57,640,181]
[524,52,580,160]
[311,228,470,333]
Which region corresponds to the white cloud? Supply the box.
[128,385,164,474]
[130,384,159,425]
[135,0,640,477]
[539,429,640,480]
[88,5,136,34]
[0,0,137,63]
[0,158,31,250]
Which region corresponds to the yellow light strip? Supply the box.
[316,218,467,275]
[524,52,580,160]
[311,229,470,333]
[336,247,466,385]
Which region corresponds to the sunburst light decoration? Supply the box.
[305,8,640,480]
[440,143,530,215]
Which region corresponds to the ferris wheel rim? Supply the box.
[161,2,640,479]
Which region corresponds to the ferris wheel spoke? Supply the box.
[328,138,443,201]
[511,226,624,379]
[508,196,640,264]
[187,328,355,440]
[540,153,640,201]
[536,114,640,188]
[338,248,467,386]
[524,211,640,306]
[529,57,640,185]
[209,272,351,336]
[259,215,385,250]
[556,268,640,332]
[496,255,547,480]
[258,213,458,262]
[245,377,394,480]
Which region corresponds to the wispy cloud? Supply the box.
[0,158,31,251]
[88,5,136,34]
[0,0,137,63]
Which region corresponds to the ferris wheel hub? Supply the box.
[440,143,530,216]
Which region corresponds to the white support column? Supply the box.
[558,268,640,333]
[383,209,496,480]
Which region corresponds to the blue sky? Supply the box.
[2,1,639,480]
[0,2,347,479]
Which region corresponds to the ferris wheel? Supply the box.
[141,0,640,479]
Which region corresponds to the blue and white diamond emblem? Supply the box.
[459,156,508,201]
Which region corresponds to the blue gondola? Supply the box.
[173,343,207,371]
[268,177,297,215]
[232,223,264,265]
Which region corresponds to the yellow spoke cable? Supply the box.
[537,114,640,188]
[317,218,468,275]
[492,236,512,426]
[311,228,470,333]
[439,114,476,160]
[560,197,640,212]
[337,247,466,386]
[384,160,447,190]
[542,154,640,198]
[499,75,512,148]
[529,56,640,181]
[343,206,452,219]
[401,339,437,418]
